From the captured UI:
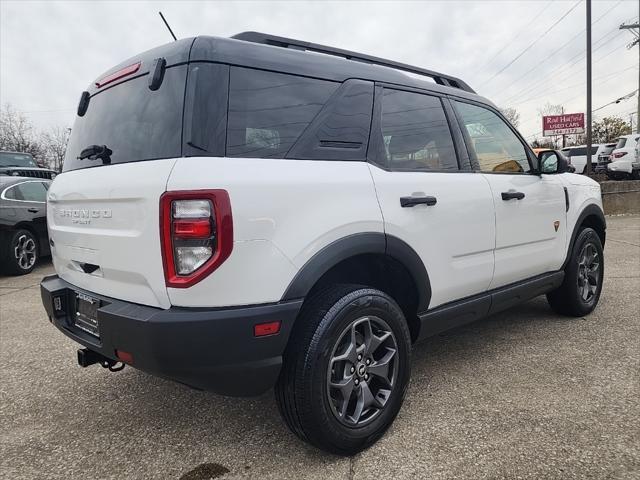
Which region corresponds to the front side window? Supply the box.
[226,68,338,158]
[455,101,531,173]
[380,89,457,171]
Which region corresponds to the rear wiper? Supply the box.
[78,145,112,165]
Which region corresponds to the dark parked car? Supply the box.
[0,176,51,275]
[0,151,57,179]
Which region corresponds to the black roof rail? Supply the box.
[232,31,475,94]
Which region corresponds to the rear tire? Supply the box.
[275,284,411,455]
[547,227,604,316]
[0,229,39,276]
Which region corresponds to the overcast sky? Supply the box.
[1,0,638,141]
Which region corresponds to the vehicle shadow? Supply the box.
[100,296,564,471]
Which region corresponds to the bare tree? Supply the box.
[42,127,71,171]
[499,107,521,128]
[0,104,45,162]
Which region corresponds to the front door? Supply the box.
[452,100,567,289]
[369,88,495,309]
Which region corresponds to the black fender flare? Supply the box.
[281,232,432,311]
[562,203,606,270]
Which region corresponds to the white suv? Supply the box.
[40,33,606,455]
[607,134,640,180]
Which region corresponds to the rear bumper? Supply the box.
[40,275,302,396]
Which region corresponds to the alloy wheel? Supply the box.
[327,316,398,427]
[577,242,600,303]
[14,234,36,270]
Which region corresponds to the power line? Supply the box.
[593,89,638,112]
[478,0,583,87]
[510,65,638,106]
[500,28,629,106]
[481,0,555,67]
[484,0,625,96]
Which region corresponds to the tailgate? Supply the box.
[47,160,176,308]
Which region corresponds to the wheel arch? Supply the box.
[562,203,606,270]
[281,233,431,342]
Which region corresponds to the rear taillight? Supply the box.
[160,190,233,288]
[612,151,627,159]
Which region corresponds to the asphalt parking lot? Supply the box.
[1,215,638,480]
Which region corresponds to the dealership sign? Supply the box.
[542,113,585,136]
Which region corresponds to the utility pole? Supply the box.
[585,0,592,175]
[619,20,639,133]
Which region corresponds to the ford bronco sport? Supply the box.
[41,32,606,455]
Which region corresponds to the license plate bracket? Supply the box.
[74,292,101,338]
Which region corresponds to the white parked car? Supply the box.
[607,134,640,180]
[564,144,610,174]
[40,32,607,455]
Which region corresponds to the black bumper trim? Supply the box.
[40,275,303,396]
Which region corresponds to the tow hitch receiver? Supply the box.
[77,348,125,372]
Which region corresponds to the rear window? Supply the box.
[63,65,187,171]
[568,146,598,156]
[226,68,338,158]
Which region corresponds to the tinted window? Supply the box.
[615,138,627,149]
[381,90,457,171]
[455,101,531,173]
[3,185,18,200]
[226,68,338,158]
[0,152,37,168]
[64,65,187,171]
[16,182,48,202]
[568,146,597,156]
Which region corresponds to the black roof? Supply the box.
[89,33,492,107]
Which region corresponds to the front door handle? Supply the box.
[27,208,40,213]
[501,191,525,201]
[400,196,437,207]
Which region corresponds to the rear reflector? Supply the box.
[173,219,212,238]
[95,62,141,88]
[115,350,134,364]
[254,321,281,337]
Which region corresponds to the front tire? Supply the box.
[547,227,604,316]
[0,229,39,275]
[275,285,411,455]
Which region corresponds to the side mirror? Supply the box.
[539,151,559,174]
[538,151,575,174]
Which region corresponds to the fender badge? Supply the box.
[554,221,560,232]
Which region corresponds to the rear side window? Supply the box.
[64,65,187,171]
[380,89,457,171]
[226,68,338,158]
[615,138,627,149]
[17,182,48,202]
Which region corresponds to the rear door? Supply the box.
[368,87,495,309]
[452,100,567,289]
[47,62,189,309]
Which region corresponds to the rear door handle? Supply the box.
[400,196,437,207]
[501,191,525,201]
[27,208,40,213]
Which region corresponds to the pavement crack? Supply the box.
[349,456,355,480]
[607,238,640,248]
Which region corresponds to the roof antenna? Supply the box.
[158,11,177,41]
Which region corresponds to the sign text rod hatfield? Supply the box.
[543,113,585,137]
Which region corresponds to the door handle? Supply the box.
[501,191,525,201]
[400,196,437,207]
[27,208,39,213]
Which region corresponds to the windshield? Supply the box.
[63,65,187,171]
[0,152,37,168]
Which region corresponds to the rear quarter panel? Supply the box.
[166,157,383,307]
